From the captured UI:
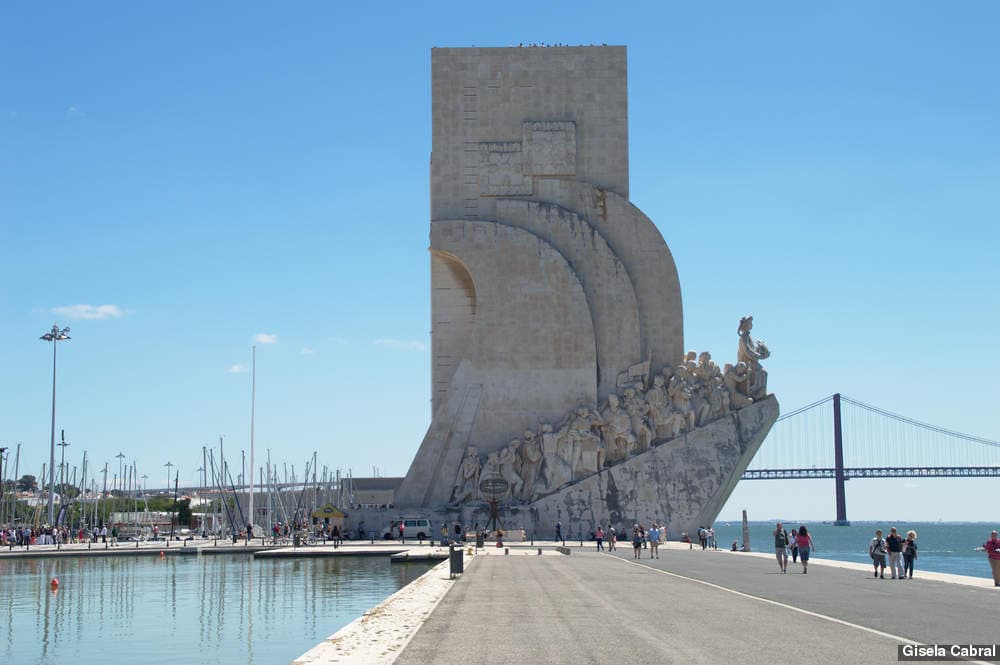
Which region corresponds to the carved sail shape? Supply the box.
[395,220,598,508]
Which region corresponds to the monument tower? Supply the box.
[393,46,777,537]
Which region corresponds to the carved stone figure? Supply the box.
[623,388,653,454]
[645,374,672,436]
[723,362,754,409]
[564,405,603,478]
[681,358,711,426]
[539,423,570,492]
[667,365,696,432]
[450,445,481,504]
[600,394,635,464]
[482,450,501,484]
[738,316,770,400]
[498,440,524,500]
[706,380,731,422]
[696,351,721,384]
[519,430,544,501]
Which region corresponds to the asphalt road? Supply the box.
[395,549,999,665]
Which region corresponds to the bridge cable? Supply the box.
[841,395,1000,449]
[775,394,833,422]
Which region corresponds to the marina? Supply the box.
[0,547,435,665]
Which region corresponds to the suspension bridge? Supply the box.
[742,393,1000,524]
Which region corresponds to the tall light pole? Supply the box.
[249,345,256,537]
[0,447,7,526]
[57,430,70,503]
[164,461,173,490]
[40,324,71,526]
[115,452,126,494]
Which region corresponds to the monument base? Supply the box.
[347,397,778,542]
[507,396,779,540]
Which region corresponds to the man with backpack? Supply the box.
[869,529,887,579]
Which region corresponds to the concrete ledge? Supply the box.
[556,546,571,555]
[291,557,459,665]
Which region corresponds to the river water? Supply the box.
[707,521,997,578]
[0,553,434,665]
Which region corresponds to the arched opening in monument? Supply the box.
[430,250,476,414]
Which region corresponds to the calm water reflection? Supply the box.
[0,554,434,665]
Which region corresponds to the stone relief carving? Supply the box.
[519,430,543,501]
[477,120,577,197]
[450,445,480,504]
[522,121,576,176]
[479,141,532,196]
[448,317,772,506]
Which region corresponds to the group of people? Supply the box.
[773,523,816,573]
[1,523,133,547]
[868,527,918,579]
[592,523,666,559]
[697,525,717,549]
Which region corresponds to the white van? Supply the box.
[381,517,432,540]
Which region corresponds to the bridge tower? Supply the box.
[832,393,849,525]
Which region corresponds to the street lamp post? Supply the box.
[58,431,70,507]
[0,447,7,526]
[40,324,70,527]
[115,452,126,494]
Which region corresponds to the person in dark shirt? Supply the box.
[885,527,904,579]
[902,530,918,579]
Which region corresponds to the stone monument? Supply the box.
[391,46,779,539]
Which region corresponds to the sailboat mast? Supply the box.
[249,345,255,536]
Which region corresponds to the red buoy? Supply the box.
[50,577,59,589]
[159,551,165,558]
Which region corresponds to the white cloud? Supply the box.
[227,364,249,374]
[374,338,428,352]
[300,347,315,355]
[66,105,84,118]
[52,304,124,320]
[254,333,279,344]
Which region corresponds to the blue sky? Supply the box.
[2,2,998,521]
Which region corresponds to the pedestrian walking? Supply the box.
[631,527,642,559]
[984,530,1000,587]
[885,527,904,579]
[608,526,617,551]
[595,526,605,551]
[869,529,887,578]
[795,525,814,574]
[555,521,562,542]
[789,532,799,563]
[648,523,660,559]
[902,530,917,579]
[774,522,789,573]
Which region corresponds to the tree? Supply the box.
[55,483,79,500]
[177,498,192,526]
[16,475,37,492]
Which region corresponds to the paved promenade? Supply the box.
[394,545,999,665]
